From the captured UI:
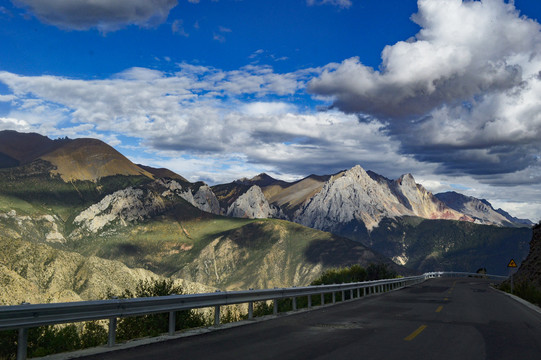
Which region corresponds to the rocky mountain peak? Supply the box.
[293,164,470,231]
[226,185,279,219]
[397,173,416,187]
[434,191,533,226]
[343,164,369,178]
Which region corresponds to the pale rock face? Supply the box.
[193,185,221,215]
[293,165,469,231]
[294,165,406,231]
[392,174,466,221]
[159,179,220,215]
[73,187,165,233]
[435,191,524,226]
[227,185,277,219]
[73,180,222,234]
[0,211,66,243]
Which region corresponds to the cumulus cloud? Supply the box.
[0,116,31,131]
[11,0,178,32]
[308,0,541,185]
[0,62,424,182]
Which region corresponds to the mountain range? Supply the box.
[0,130,534,304]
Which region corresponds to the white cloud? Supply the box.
[0,64,418,179]
[11,0,178,32]
[213,33,226,42]
[241,102,296,116]
[306,0,352,9]
[1,50,540,220]
[0,116,31,131]
[0,94,15,102]
[309,0,539,116]
[172,19,189,37]
[308,0,541,186]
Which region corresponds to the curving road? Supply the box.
[78,277,541,360]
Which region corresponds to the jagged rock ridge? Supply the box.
[72,179,221,235]
[217,165,473,232]
[435,191,534,227]
[303,166,470,231]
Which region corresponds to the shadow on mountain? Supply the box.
[303,236,401,272]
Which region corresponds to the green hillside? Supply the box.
[0,159,151,221]
[67,204,394,290]
[0,167,395,303]
[365,216,532,275]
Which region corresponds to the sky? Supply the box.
[0,0,540,222]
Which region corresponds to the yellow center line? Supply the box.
[404,325,427,341]
[436,305,443,313]
[444,297,449,301]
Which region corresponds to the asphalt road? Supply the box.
[78,278,541,360]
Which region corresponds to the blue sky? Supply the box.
[0,0,541,222]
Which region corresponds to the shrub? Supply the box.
[109,279,207,341]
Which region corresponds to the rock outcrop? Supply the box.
[161,179,220,215]
[0,210,66,243]
[293,165,469,231]
[73,179,221,235]
[73,187,166,234]
[226,185,278,219]
[436,191,534,227]
[513,222,541,288]
[188,185,221,215]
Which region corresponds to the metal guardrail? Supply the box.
[0,271,503,360]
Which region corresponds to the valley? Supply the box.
[0,130,534,305]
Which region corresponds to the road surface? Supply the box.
[78,277,541,360]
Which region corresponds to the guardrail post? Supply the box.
[214,305,220,325]
[292,297,297,311]
[248,302,254,319]
[168,311,175,335]
[321,293,325,305]
[341,290,345,302]
[108,317,117,347]
[350,289,354,300]
[332,292,336,304]
[248,288,254,319]
[363,287,366,296]
[357,288,360,298]
[17,327,28,360]
[308,295,312,308]
[273,299,278,315]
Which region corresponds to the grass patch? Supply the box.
[500,280,541,307]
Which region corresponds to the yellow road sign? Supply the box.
[507,259,517,268]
